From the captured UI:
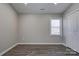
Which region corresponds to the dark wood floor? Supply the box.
[2,45,79,56]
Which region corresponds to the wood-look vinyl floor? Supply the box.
[3,45,79,56]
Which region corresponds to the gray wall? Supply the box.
[19,14,63,44]
[0,4,18,54]
[63,3,79,52]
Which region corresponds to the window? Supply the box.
[51,19,60,35]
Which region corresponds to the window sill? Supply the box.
[50,34,62,37]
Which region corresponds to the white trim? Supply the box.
[16,43,64,45]
[62,43,79,53]
[0,43,18,56]
[62,43,67,47]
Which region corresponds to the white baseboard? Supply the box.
[17,43,64,45]
[0,43,18,56]
[62,43,79,53]
[62,43,66,47]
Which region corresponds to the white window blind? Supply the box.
[51,19,60,35]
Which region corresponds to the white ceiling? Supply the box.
[11,3,72,14]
